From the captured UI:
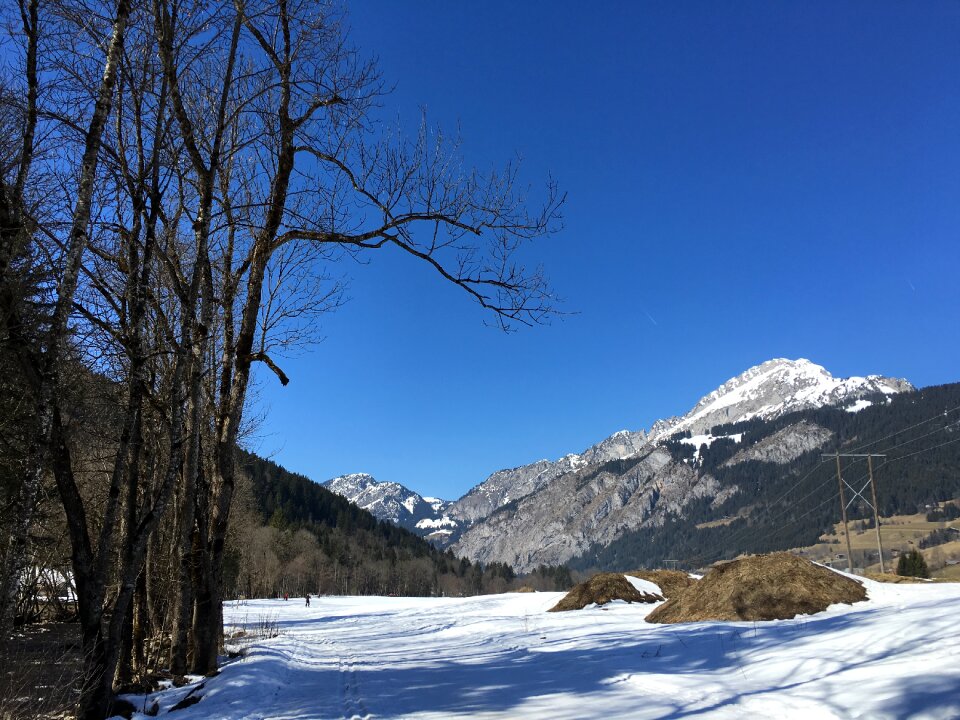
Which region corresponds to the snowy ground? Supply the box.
[126,577,960,719]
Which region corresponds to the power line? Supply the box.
[674,409,960,569]
[846,403,960,454]
[874,421,960,456]
[677,460,877,568]
[876,435,960,466]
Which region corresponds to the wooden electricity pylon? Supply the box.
[822,452,887,574]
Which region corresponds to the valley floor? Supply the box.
[131,578,960,719]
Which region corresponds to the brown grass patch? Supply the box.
[624,569,696,599]
[548,572,663,612]
[646,553,866,624]
[512,586,536,593]
[862,572,937,584]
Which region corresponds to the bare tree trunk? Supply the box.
[0,0,41,636]
[132,568,148,675]
[189,456,218,674]
[0,434,41,632]
[153,0,241,674]
[169,292,210,674]
[115,599,134,688]
[42,3,133,714]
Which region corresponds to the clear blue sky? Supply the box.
[252,1,960,500]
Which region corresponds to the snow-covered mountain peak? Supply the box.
[323,474,453,534]
[325,472,381,495]
[655,358,912,441]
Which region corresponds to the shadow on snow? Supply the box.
[145,600,960,719]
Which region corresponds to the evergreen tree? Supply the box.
[896,549,930,579]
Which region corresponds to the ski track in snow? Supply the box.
[126,578,960,719]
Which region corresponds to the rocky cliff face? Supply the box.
[446,429,649,525]
[452,448,722,571]
[451,418,841,572]
[723,421,834,467]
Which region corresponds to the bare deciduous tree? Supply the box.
[1,0,562,716]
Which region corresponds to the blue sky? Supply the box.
[252,1,960,500]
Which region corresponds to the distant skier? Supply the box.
[305,593,311,607]
[283,592,288,601]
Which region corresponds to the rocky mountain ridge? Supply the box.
[446,429,649,525]
[321,359,914,564]
[650,358,911,442]
[321,473,454,536]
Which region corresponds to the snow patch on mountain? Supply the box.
[845,399,873,413]
[679,433,743,462]
[415,516,458,530]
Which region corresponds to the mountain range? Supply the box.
[323,358,922,570]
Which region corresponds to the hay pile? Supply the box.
[548,572,663,612]
[646,552,866,624]
[625,569,696,599]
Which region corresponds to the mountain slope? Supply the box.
[447,359,910,536]
[570,381,960,572]
[447,429,649,526]
[451,359,917,570]
[453,449,723,570]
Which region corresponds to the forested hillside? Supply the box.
[226,451,572,599]
[570,382,960,572]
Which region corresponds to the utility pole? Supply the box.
[822,453,887,575]
[834,452,854,573]
[867,455,885,574]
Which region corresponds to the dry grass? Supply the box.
[695,517,737,529]
[548,572,662,612]
[647,552,866,624]
[935,563,960,581]
[512,586,536,593]
[820,516,958,550]
[624,570,696,599]
[797,518,960,576]
[0,623,83,720]
[862,572,930,584]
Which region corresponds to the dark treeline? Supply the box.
[571,382,960,573]
[227,451,573,599]
[0,1,561,717]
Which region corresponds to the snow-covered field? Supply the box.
[130,577,960,719]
